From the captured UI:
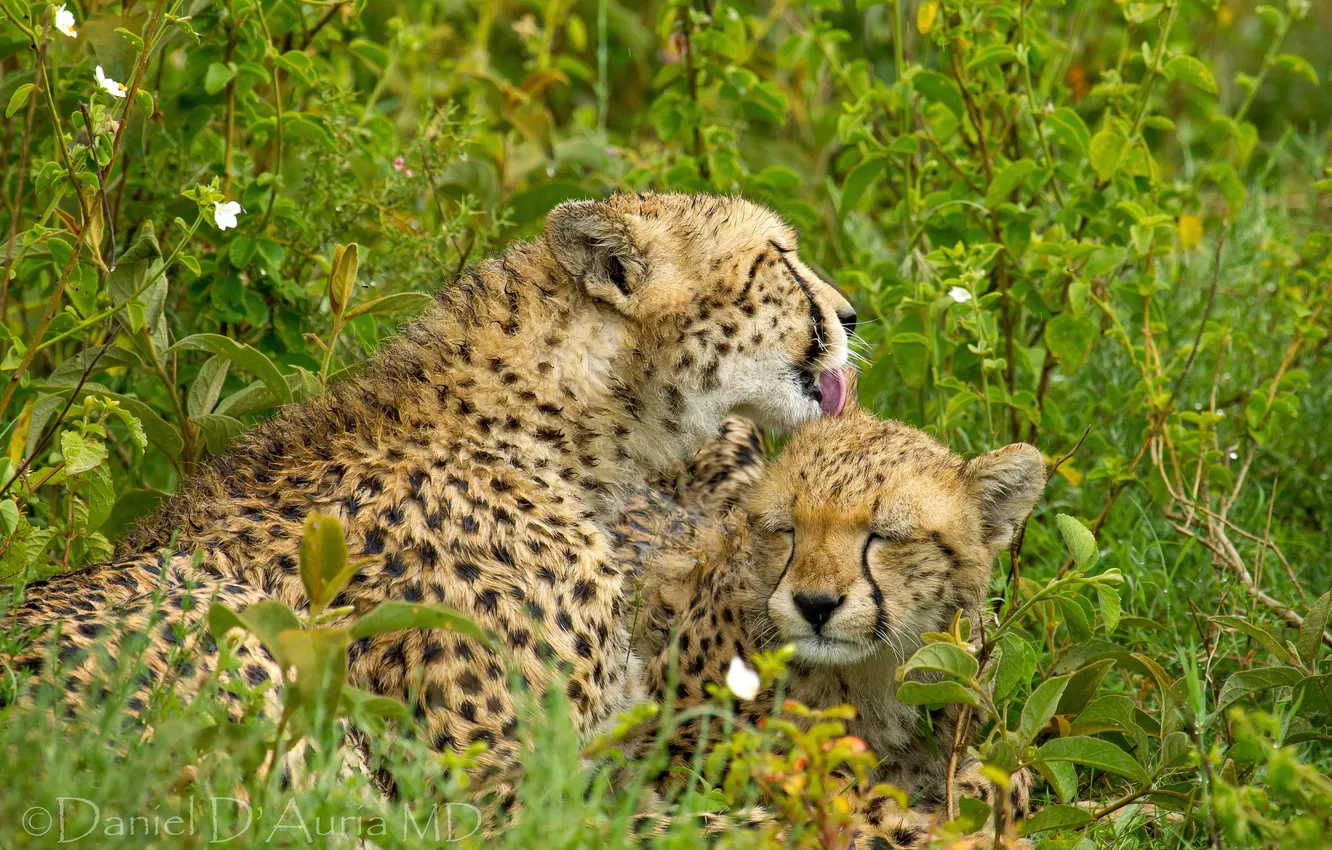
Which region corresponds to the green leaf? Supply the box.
[1056,514,1099,568]
[6,84,33,118]
[986,158,1036,208]
[1216,666,1303,713]
[187,355,229,418]
[208,602,247,641]
[839,155,889,218]
[349,39,389,70]
[1033,759,1078,803]
[134,89,153,118]
[300,512,350,614]
[237,600,304,663]
[340,685,409,721]
[275,50,317,86]
[994,634,1036,701]
[348,601,492,647]
[327,243,360,316]
[102,488,167,541]
[1056,658,1117,717]
[900,642,979,681]
[911,70,964,119]
[1163,55,1218,94]
[895,680,981,708]
[204,62,237,96]
[1036,736,1148,784]
[164,334,292,405]
[229,235,255,268]
[966,44,1017,73]
[1211,615,1298,666]
[1293,675,1332,716]
[60,431,108,475]
[192,413,244,455]
[277,627,349,721]
[1275,54,1319,86]
[1058,596,1094,645]
[1045,107,1091,155]
[1298,590,1331,666]
[344,292,433,320]
[1208,162,1247,213]
[115,26,144,51]
[1159,730,1191,768]
[83,387,178,454]
[1073,694,1140,734]
[1045,314,1096,368]
[1097,585,1122,634]
[0,499,20,535]
[506,183,595,224]
[1021,674,1071,743]
[1089,123,1128,182]
[1019,804,1093,836]
[84,464,115,531]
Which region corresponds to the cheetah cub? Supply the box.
[6,194,855,807]
[632,409,1047,847]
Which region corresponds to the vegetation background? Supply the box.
[1,0,1330,846]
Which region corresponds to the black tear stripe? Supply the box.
[861,537,889,643]
[778,255,828,371]
[773,532,797,590]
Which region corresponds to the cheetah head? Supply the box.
[546,193,856,438]
[745,408,1047,666]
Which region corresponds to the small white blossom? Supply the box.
[947,286,972,304]
[725,656,760,701]
[95,66,126,99]
[213,201,244,231]
[54,5,78,38]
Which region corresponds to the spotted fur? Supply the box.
[630,409,1046,848]
[4,193,854,817]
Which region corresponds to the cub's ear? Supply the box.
[963,443,1046,551]
[546,200,648,313]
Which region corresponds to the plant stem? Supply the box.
[1,34,43,316]
[0,228,87,421]
[679,1,708,180]
[257,4,285,231]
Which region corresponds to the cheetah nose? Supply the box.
[793,592,843,631]
[836,306,857,338]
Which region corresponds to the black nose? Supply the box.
[836,307,857,338]
[793,592,843,631]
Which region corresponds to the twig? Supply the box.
[943,704,971,822]
[1167,224,1227,407]
[1052,424,1092,479]
[1165,518,1332,647]
[0,229,88,420]
[78,103,117,271]
[1,35,43,315]
[679,2,708,180]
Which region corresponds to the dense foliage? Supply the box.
[1,0,1329,847]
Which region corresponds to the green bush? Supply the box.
[1,0,1330,847]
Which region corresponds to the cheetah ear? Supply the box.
[963,443,1046,551]
[546,200,649,313]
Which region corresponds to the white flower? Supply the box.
[54,5,77,38]
[213,201,243,231]
[725,656,760,701]
[947,286,972,304]
[95,66,126,99]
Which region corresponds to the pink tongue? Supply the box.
[818,368,848,417]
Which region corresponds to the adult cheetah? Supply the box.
[5,193,855,807]
[627,408,1046,848]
